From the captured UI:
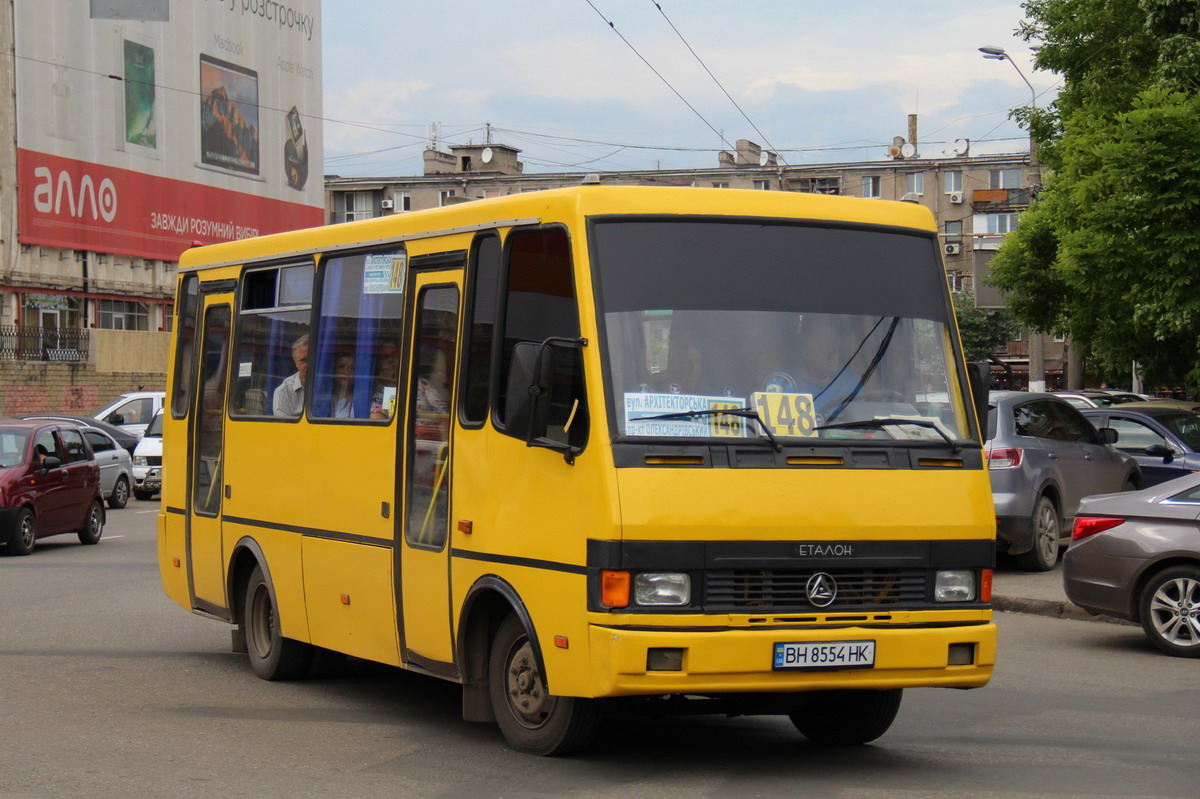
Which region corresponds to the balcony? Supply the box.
[0,325,90,362]
[972,188,1031,212]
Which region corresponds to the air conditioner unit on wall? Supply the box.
[944,243,962,255]
[948,192,964,204]
[380,198,395,210]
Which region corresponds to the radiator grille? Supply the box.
[705,568,927,610]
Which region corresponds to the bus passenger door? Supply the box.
[188,300,232,613]
[399,275,460,666]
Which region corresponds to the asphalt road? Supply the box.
[2,505,1197,799]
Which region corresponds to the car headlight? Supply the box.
[134,456,147,467]
[634,573,691,606]
[934,569,976,602]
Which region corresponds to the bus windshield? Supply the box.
[592,218,970,444]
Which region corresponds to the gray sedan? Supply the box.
[987,392,1140,572]
[77,426,133,509]
[1064,475,1200,657]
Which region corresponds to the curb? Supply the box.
[992,594,1136,626]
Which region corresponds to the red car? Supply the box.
[0,420,105,555]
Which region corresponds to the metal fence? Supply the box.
[0,325,90,362]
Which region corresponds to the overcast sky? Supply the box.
[321,1,1054,177]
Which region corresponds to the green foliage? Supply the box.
[952,291,1023,362]
[989,0,1200,388]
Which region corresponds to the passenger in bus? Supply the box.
[272,333,309,417]
[331,353,356,418]
[369,341,401,419]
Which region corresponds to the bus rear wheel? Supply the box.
[242,565,312,681]
[487,614,602,756]
[788,689,903,745]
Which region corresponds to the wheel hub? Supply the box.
[505,639,555,727]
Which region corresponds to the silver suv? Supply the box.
[986,391,1140,571]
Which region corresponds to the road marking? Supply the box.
[136,509,159,515]
[105,535,125,540]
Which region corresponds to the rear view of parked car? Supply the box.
[78,426,134,509]
[0,420,105,555]
[986,392,1140,571]
[1065,476,1200,657]
[1082,405,1200,487]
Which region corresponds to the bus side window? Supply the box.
[231,263,314,419]
[496,227,588,449]
[461,232,501,426]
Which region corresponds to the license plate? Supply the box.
[773,640,876,670]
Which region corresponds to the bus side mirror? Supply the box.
[967,362,988,441]
[505,341,553,445]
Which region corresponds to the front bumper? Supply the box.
[585,614,996,697]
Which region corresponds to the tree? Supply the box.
[952,291,1022,362]
[987,0,1200,388]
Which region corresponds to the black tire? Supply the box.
[788,689,903,745]
[488,614,602,756]
[1015,494,1060,572]
[1138,565,1200,658]
[242,564,313,680]
[76,500,104,545]
[8,508,36,556]
[133,488,154,501]
[108,476,130,510]
[1122,476,1139,492]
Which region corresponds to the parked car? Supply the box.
[1093,390,1149,404]
[132,410,163,501]
[1065,474,1200,657]
[20,414,139,456]
[1052,391,1119,409]
[0,420,105,555]
[986,391,1140,572]
[77,426,133,509]
[1081,405,1200,487]
[92,391,165,439]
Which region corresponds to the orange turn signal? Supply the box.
[601,570,630,608]
[980,569,993,603]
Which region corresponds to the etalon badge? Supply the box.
[806,572,837,607]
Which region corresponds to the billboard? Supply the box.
[15,0,324,262]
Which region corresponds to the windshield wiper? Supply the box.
[814,418,962,452]
[635,406,782,451]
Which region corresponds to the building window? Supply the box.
[439,190,456,205]
[396,191,412,212]
[712,181,729,189]
[791,177,840,195]
[753,179,771,191]
[947,271,966,292]
[339,191,376,222]
[904,172,924,195]
[944,220,963,246]
[163,305,174,333]
[986,213,1018,234]
[944,171,963,194]
[862,176,881,198]
[989,169,1021,189]
[98,300,150,331]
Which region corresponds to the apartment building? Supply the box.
[326,138,1058,386]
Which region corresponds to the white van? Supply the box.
[93,391,165,439]
[132,409,163,500]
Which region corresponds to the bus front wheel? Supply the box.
[788,689,903,745]
[487,614,602,756]
[242,565,312,681]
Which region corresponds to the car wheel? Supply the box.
[7,508,37,556]
[488,614,602,756]
[1122,476,1139,492]
[108,476,130,509]
[77,500,104,545]
[1016,495,1060,572]
[788,689,903,745]
[1139,565,1200,658]
[133,488,154,501]
[242,564,312,680]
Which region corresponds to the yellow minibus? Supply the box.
[159,185,996,755]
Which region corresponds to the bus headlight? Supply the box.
[934,570,976,602]
[634,573,691,606]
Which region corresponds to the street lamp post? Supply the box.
[980,46,1046,391]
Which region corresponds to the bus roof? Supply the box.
[178,185,937,272]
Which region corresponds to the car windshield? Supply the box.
[1158,413,1200,450]
[0,428,31,468]
[592,219,971,445]
[145,412,163,437]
